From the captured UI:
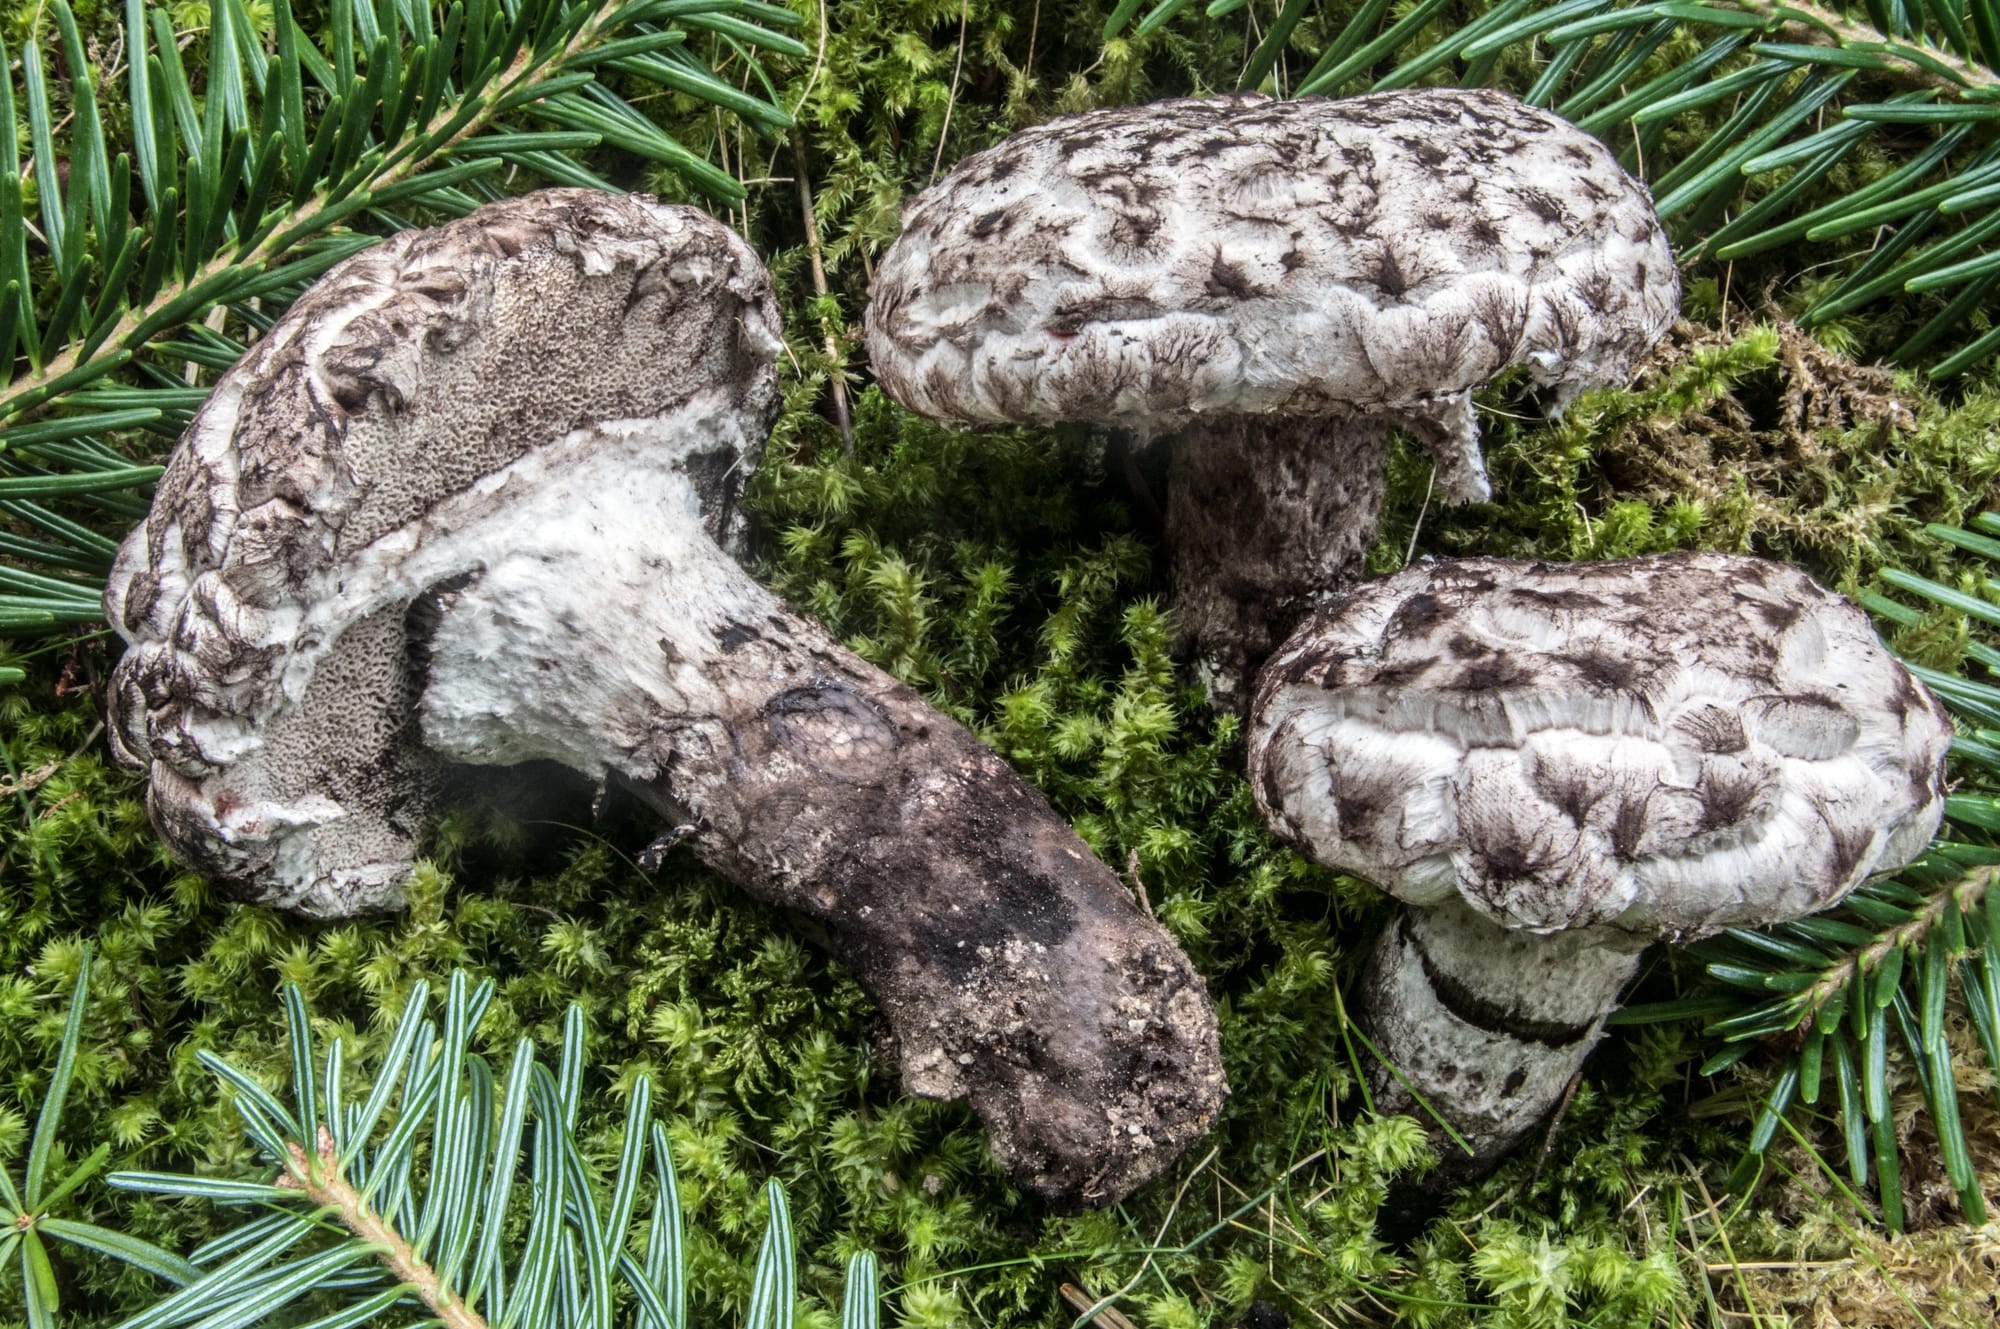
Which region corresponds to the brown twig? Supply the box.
[1123,848,1155,918]
[1527,1070,1584,1188]
[928,0,970,185]
[790,130,855,453]
[0,763,58,798]
[1788,865,1997,1030]
[1059,1284,1141,1329]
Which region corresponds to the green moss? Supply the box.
[1369,319,2000,597]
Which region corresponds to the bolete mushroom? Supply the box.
[864,88,1679,705]
[103,189,1223,1206]
[1247,553,1950,1176]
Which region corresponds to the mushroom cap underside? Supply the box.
[1248,552,1952,940]
[101,189,784,914]
[865,87,1678,431]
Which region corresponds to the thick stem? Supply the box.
[658,615,1222,1204]
[414,429,1224,1206]
[1359,899,1642,1185]
[1166,416,1391,711]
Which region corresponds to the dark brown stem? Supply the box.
[634,607,1226,1206]
[417,513,1225,1205]
[1166,416,1392,712]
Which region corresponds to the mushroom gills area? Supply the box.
[411,412,1225,1206]
[1363,898,1643,1174]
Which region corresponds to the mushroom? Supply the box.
[103,189,1223,1206]
[1247,552,1951,1177]
[864,88,1679,706]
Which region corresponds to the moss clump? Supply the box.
[1372,314,2000,591]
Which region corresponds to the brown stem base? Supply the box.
[632,610,1227,1207]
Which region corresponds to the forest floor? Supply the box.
[7,1,2000,1326]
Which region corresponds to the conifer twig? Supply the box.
[4,0,653,423]
[104,974,882,1329]
[1788,865,1995,1029]
[1742,0,2000,96]
[282,1129,487,1329]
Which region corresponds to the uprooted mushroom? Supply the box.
[103,189,1223,1206]
[865,88,1679,706]
[1248,553,1951,1180]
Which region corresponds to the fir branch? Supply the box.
[1741,0,2000,96]
[90,971,881,1329]
[277,1128,485,1329]
[1780,865,1996,1035]
[4,0,755,422]
[0,0,799,636]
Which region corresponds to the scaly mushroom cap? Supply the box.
[1249,553,1951,941]
[865,87,1677,494]
[103,190,780,914]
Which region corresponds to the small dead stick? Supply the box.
[1124,848,1155,918]
[1060,1284,1141,1329]
[790,129,855,454]
[1527,1070,1585,1189]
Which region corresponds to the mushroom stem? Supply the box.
[1166,416,1391,711]
[1360,898,1642,1181]
[413,413,1223,1206]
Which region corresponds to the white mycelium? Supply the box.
[1249,553,1951,1163]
